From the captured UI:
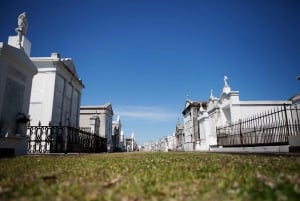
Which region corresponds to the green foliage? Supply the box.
[0,152,299,201]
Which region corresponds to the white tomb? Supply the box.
[197,76,291,151]
[0,13,37,156]
[29,53,84,127]
[80,103,114,151]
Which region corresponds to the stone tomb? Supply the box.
[0,13,37,156]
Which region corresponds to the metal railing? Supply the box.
[27,123,107,154]
[216,104,300,147]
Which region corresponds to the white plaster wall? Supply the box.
[61,82,71,125]
[205,89,292,150]
[119,131,125,150]
[183,111,194,151]
[213,90,290,126]
[70,89,80,127]
[52,75,81,127]
[208,108,220,138]
[29,71,56,126]
[231,102,290,123]
[229,105,241,123]
[52,74,64,125]
[30,58,83,127]
[79,114,96,132]
[0,42,37,155]
[80,106,113,140]
[99,113,107,138]
[168,134,176,150]
[102,113,112,142]
[8,36,31,57]
[79,114,90,128]
[211,145,289,153]
[198,117,206,141]
[0,137,27,155]
[0,58,7,111]
[198,111,218,150]
[1,43,37,136]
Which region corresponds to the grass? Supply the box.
[0,152,299,201]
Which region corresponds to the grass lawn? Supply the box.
[0,152,299,201]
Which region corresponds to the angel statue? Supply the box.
[15,12,28,45]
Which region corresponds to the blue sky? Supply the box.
[1,0,299,145]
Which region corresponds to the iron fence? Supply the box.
[216,104,300,147]
[27,123,107,154]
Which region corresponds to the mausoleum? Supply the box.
[112,115,124,151]
[182,98,206,151]
[197,76,292,151]
[80,103,114,151]
[29,53,84,127]
[0,13,37,156]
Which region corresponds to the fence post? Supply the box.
[64,127,68,154]
[295,105,300,134]
[239,119,243,145]
[283,104,290,136]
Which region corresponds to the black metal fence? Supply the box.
[216,104,300,147]
[27,124,107,154]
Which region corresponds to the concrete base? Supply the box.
[210,145,290,153]
[195,138,217,151]
[184,142,194,151]
[289,146,300,152]
[195,142,209,151]
[0,136,27,156]
[288,136,300,152]
[288,135,300,146]
[0,148,14,157]
[8,35,31,56]
[195,141,201,151]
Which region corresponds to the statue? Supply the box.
[222,75,231,94]
[224,75,229,86]
[210,89,214,99]
[186,94,190,101]
[15,12,28,45]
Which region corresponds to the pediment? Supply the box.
[104,102,113,112]
[62,59,78,77]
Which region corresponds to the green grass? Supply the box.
[0,152,299,201]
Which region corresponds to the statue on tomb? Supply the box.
[224,75,229,86]
[15,12,28,45]
[186,94,190,101]
[210,89,214,99]
[222,75,231,94]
